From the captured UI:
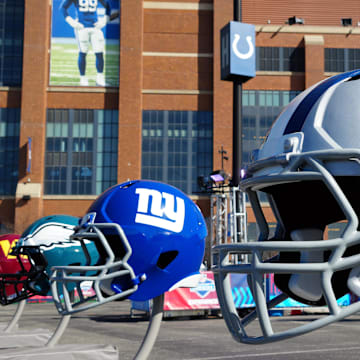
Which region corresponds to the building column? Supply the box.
[117,0,144,183]
[14,0,50,234]
[213,0,233,175]
[304,35,325,88]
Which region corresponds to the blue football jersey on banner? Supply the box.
[60,0,111,27]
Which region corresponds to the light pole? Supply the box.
[232,0,242,187]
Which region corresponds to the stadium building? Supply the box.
[0,0,359,238]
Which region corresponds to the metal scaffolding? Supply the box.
[210,187,247,250]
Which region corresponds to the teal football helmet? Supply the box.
[12,214,100,301]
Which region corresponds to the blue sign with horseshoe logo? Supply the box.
[221,21,256,81]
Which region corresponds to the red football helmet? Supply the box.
[0,234,34,305]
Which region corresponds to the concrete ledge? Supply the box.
[256,24,360,35]
[47,87,118,93]
[43,195,97,200]
[15,183,42,198]
[304,35,325,46]
[143,2,213,11]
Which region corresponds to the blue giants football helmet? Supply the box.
[50,180,207,314]
[212,69,360,344]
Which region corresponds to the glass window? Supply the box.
[242,90,300,167]
[0,0,24,86]
[0,108,20,195]
[256,47,304,72]
[348,49,360,71]
[243,90,301,203]
[258,47,280,71]
[325,48,345,72]
[45,109,118,195]
[283,47,305,72]
[142,110,213,194]
[324,48,360,73]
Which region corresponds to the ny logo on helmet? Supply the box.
[135,188,185,233]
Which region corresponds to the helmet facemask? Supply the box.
[0,246,49,305]
[266,174,360,306]
[50,220,142,315]
[212,150,360,344]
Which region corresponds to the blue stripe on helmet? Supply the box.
[284,69,360,135]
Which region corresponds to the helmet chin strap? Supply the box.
[288,228,324,302]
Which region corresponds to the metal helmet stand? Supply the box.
[0,294,164,360]
[45,294,164,360]
[133,294,164,360]
[1,300,70,348]
[3,299,26,333]
[45,313,72,347]
[0,300,52,349]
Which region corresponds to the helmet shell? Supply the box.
[20,214,79,246]
[0,234,30,299]
[255,69,360,177]
[87,180,207,301]
[19,215,100,295]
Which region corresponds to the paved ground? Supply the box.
[1,301,360,359]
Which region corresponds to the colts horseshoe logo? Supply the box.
[232,34,254,60]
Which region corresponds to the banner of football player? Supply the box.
[50,0,120,87]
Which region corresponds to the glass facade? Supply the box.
[142,97,301,195]
[0,0,24,86]
[45,109,118,195]
[0,108,20,195]
[256,47,305,72]
[325,48,360,73]
[142,110,213,194]
[242,90,301,166]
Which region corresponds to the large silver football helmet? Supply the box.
[212,69,360,344]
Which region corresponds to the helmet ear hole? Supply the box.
[156,251,179,269]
